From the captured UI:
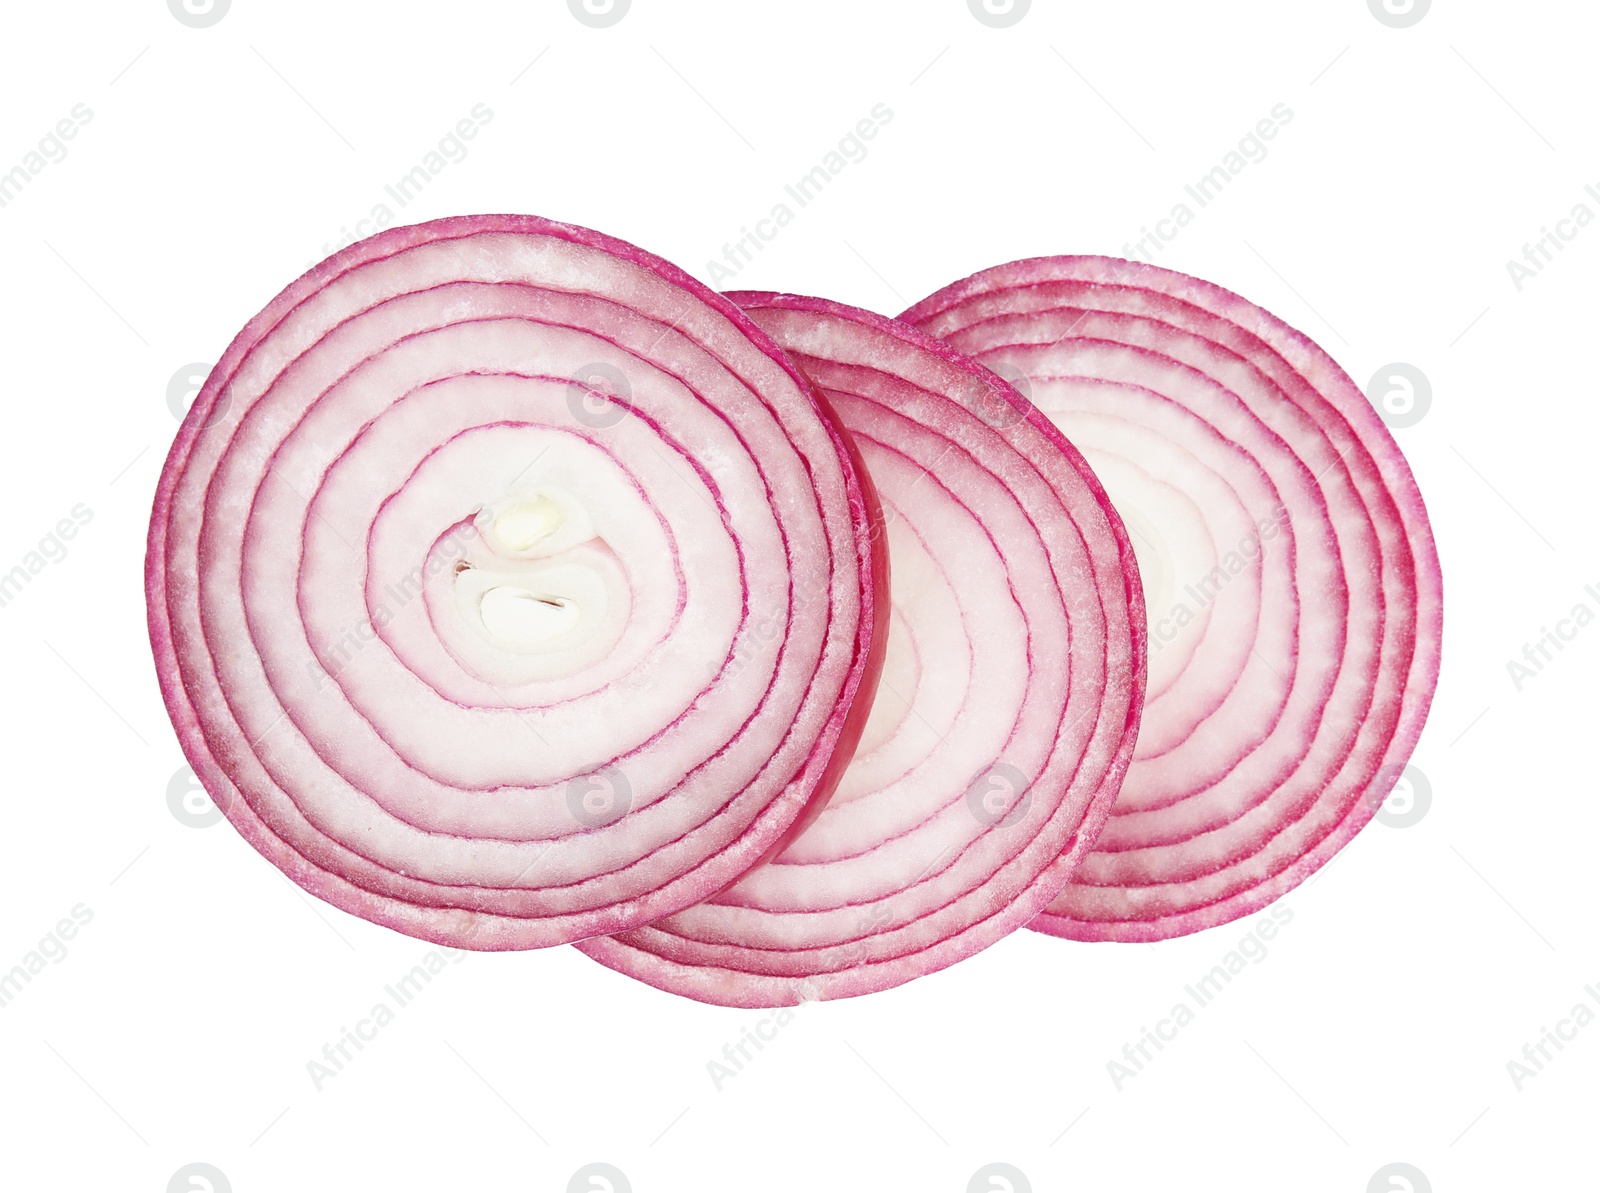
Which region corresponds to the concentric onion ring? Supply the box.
[147,215,886,949]
[904,257,1442,942]
[580,293,1145,1004]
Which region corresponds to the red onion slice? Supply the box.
[579,293,1145,1004]
[905,257,1442,941]
[147,215,886,950]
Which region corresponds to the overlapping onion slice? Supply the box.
[579,294,1145,1004]
[904,257,1442,942]
[146,215,887,950]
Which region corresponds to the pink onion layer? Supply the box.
[147,215,885,950]
[904,257,1442,942]
[580,293,1145,1004]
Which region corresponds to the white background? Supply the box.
[1,1,1595,1190]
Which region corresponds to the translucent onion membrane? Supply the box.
[580,293,1145,1004]
[905,257,1442,942]
[146,215,887,950]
